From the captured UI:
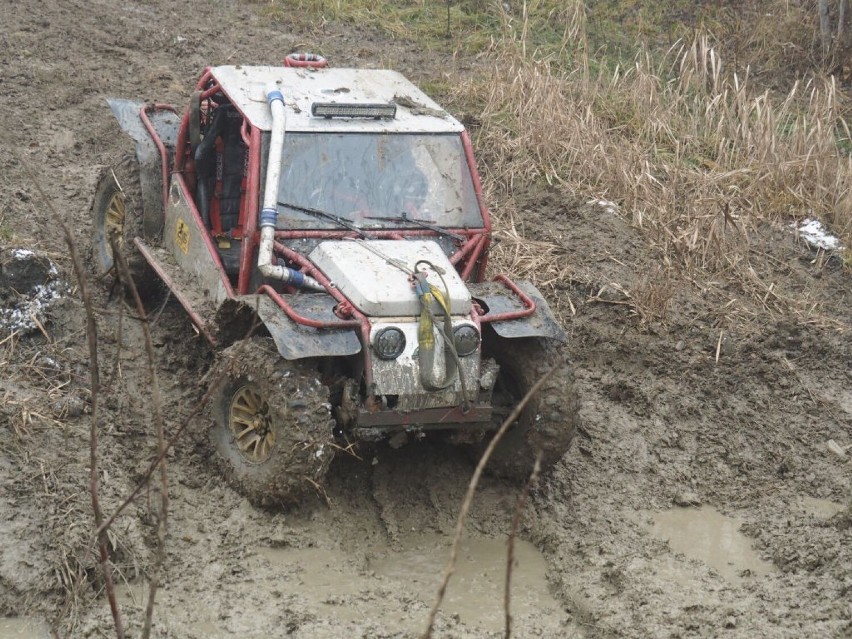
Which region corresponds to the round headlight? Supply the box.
[373,327,406,360]
[453,324,480,357]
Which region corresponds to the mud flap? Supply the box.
[469,280,567,342]
[108,98,180,239]
[222,294,362,360]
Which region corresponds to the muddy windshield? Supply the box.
[272,133,483,230]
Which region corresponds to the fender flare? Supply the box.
[107,98,180,239]
[469,280,567,343]
[216,294,362,360]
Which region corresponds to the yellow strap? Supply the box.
[418,291,435,349]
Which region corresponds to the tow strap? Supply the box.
[413,265,470,412]
[343,240,471,410]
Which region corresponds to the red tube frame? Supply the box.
[478,274,536,323]
[140,97,234,300]
[461,130,491,281]
[139,103,178,212]
[272,241,376,390]
[159,67,531,396]
[238,125,262,294]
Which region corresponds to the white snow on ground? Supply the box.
[0,253,68,334]
[0,281,67,333]
[587,199,619,215]
[793,218,844,250]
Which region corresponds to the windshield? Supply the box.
[272,133,483,230]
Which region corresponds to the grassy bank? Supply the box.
[263,0,851,322]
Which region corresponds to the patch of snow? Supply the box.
[0,254,68,334]
[0,282,66,333]
[793,218,844,251]
[587,199,619,215]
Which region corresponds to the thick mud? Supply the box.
[1,1,850,638]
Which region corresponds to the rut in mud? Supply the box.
[0,1,850,637]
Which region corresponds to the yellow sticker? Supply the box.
[175,219,190,254]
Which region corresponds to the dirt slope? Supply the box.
[0,1,850,638]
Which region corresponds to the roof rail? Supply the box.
[284,53,328,69]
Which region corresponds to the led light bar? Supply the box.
[311,102,397,120]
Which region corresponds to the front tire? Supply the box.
[207,338,335,507]
[474,337,578,480]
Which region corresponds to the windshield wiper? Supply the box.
[277,201,375,239]
[364,212,465,242]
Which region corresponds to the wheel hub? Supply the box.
[229,384,275,463]
[104,190,126,255]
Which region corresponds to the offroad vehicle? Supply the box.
[92,54,577,505]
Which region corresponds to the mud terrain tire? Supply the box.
[92,155,145,275]
[208,338,335,507]
[475,337,578,480]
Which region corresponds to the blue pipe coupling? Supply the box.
[284,269,305,288]
[259,207,278,229]
[267,89,284,104]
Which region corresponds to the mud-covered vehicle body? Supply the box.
[94,55,576,504]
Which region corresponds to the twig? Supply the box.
[94,376,217,537]
[504,453,542,639]
[95,315,261,538]
[421,362,560,638]
[110,236,167,639]
[14,149,125,639]
[104,297,125,395]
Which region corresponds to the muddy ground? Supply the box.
[0,1,850,637]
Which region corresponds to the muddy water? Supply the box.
[799,496,846,519]
[645,506,775,583]
[259,533,565,633]
[370,534,564,631]
[0,618,51,639]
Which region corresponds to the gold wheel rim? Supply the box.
[104,191,126,256]
[229,384,275,463]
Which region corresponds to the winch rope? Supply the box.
[413,265,471,412]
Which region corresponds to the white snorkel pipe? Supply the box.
[257,84,324,291]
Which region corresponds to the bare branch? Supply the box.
[819,0,832,55]
[421,363,559,638]
[13,151,125,639]
[110,236,167,639]
[504,453,541,639]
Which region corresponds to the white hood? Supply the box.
[308,240,471,317]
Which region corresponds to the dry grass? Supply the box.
[456,13,852,324]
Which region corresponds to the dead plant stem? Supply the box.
[421,362,560,638]
[110,236,167,639]
[504,453,541,639]
[94,315,261,539]
[14,151,126,639]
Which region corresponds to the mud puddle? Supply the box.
[370,533,565,631]
[644,506,775,583]
[799,496,846,519]
[115,584,226,638]
[259,533,566,633]
[0,618,51,639]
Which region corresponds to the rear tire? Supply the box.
[207,338,335,507]
[91,156,164,302]
[473,337,578,481]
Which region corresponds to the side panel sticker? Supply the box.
[175,219,190,254]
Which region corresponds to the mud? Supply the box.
[641,506,776,584]
[0,1,850,638]
[0,617,51,639]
